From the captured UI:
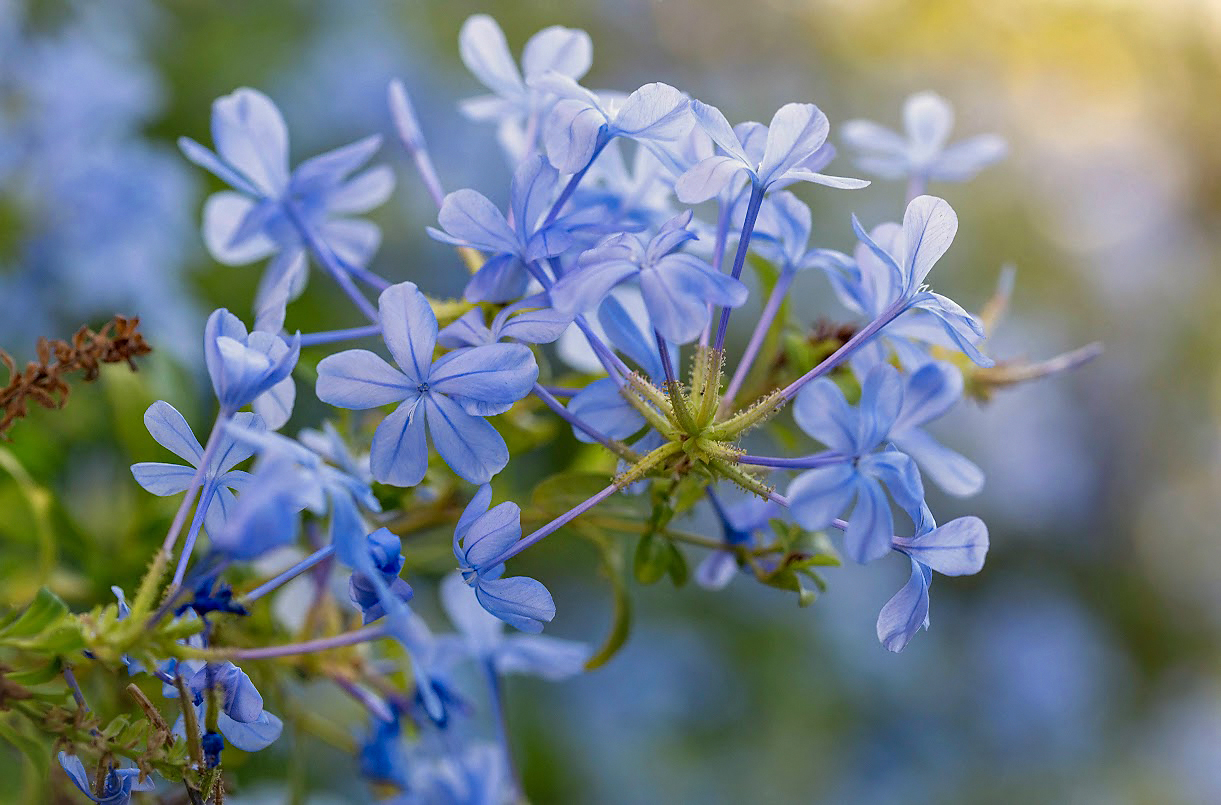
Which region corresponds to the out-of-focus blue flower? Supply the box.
[438,572,588,680]
[550,211,747,343]
[564,295,674,445]
[315,282,537,486]
[696,496,781,591]
[58,752,154,805]
[452,486,555,633]
[841,91,1007,184]
[675,101,867,203]
[787,364,926,564]
[206,455,303,561]
[297,420,373,485]
[130,401,264,537]
[359,708,410,790]
[876,514,988,652]
[572,140,675,235]
[428,155,576,302]
[349,528,415,624]
[748,191,842,274]
[180,87,394,313]
[848,195,994,366]
[532,75,691,174]
[167,661,284,753]
[399,741,511,805]
[0,1,198,356]
[438,294,571,349]
[204,309,300,418]
[888,361,984,497]
[458,14,592,161]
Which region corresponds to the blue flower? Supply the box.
[675,101,868,204]
[349,528,415,624]
[849,195,994,367]
[359,708,410,789]
[746,191,841,275]
[438,571,588,680]
[171,661,284,752]
[428,155,575,302]
[58,752,154,805]
[180,87,394,313]
[534,76,692,173]
[131,401,264,538]
[696,496,781,591]
[888,361,984,497]
[786,364,926,564]
[206,455,303,561]
[453,485,556,633]
[437,293,572,349]
[204,309,300,417]
[841,91,1007,184]
[564,295,674,444]
[876,514,988,652]
[550,211,747,343]
[458,14,593,160]
[315,282,538,485]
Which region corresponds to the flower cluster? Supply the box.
[16,13,1094,805]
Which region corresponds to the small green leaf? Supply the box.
[665,541,689,588]
[5,661,63,686]
[0,588,69,640]
[633,532,670,585]
[101,715,130,740]
[581,530,632,671]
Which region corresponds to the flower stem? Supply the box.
[171,483,215,589]
[544,135,609,227]
[488,481,620,566]
[736,451,846,469]
[211,624,390,661]
[532,384,638,461]
[388,79,446,209]
[778,299,907,401]
[240,544,336,605]
[712,182,765,352]
[721,268,794,415]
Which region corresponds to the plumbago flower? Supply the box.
[877,514,989,652]
[437,293,572,350]
[453,485,555,633]
[841,91,1007,188]
[131,401,263,537]
[180,87,394,312]
[204,308,300,421]
[550,210,748,343]
[675,101,869,204]
[316,282,537,485]
[428,155,577,302]
[58,753,154,805]
[848,194,995,367]
[458,14,592,159]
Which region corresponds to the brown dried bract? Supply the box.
[0,315,152,438]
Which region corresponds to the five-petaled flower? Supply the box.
[316,282,537,486]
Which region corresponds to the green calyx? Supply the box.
[614,346,785,498]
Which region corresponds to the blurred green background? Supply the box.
[3,0,1220,802]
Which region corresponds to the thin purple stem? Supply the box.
[543,135,609,227]
[282,201,380,322]
[737,451,847,469]
[485,660,521,798]
[721,268,795,413]
[241,544,336,604]
[332,673,394,724]
[712,182,765,352]
[539,385,580,398]
[63,667,89,713]
[299,324,383,347]
[700,203,732,347]
[225,624,389,661]
[487,482,619,566]
[778,299,908,401]
[905,175,927,205]
[170,482,217,588]
[654,332,677,387]
[532,384,626,455]
[158,416,228,557]
[524,260,629,382]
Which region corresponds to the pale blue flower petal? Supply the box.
[210,88,290,196]
[424,394,510,484]
[316,349,412,408]
[378,282,438,384]
[459,15,525,98]
[844,477,894,564]
[876,556,931,652]
[369,398,428,487]
[787,462,857,530]
[474,576,555,633]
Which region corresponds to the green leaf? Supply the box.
[101,715,130,740]
[580,529,632,671]
[763,568,818,607]
[665,540,689,588]
[5,661,63,686]
[0,587,69,640]
[532,472,646,521]
[633,532,670,585]
[0,716,49,793]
